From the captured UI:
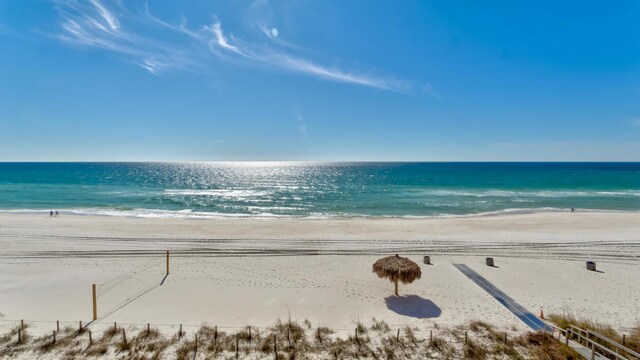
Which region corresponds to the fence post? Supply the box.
[623,334,626,345]
[166,250,170,276]
[179,324,182,339]
[122,328,127,347]
[147,323,150,337]
[79,320,83,332]
[214,325,218,342]
[430,330,433,344]
[56,320,60,332]
[18,328,22,344]
[195,333,198,352]
[89,330,93,346]
[92,284,97,321]
[396,328,400,341]
[273,334,278,360]
[464,331,468,344]
[236,334,239,359]
[21,319,24,329]
[53,330,56,345]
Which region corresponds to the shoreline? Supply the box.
[0,206,637,221]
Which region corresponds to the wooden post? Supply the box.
[92,284,97,321]
[147,323,150,336]
[214,326,218,342]
[122,328,127,347]
[565,330,569,345]
[273,334,277,360]
[236,334,239,359]
[166,250,170,276]
[53,330,56,345]
[249,326,252,342]
[18,328,22,344]
[429,330,432,344]
[504,332,507,343]
[79,320,83,332]
[623,334,626,345]
[464,331,468,344]
[288,326,292,348]
[195,333,198,351]
[89,330,92,346]
[396,328,400,341]
[56,320,60,332]
[114,322,117,332]
[20,319,24,329]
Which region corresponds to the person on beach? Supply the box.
[55,210,59,217]
[50,210,53,217]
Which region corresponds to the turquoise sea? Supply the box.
[0,162,638,218]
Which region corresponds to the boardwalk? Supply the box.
[453,263,545,331]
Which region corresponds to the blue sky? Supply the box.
[0,0,638,161]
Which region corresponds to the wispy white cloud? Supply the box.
[51,0,412,91]
[55,0,197,74]
[631,119,640,127]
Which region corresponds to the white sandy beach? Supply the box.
[0,211,639,337]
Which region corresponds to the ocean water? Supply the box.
[0,162,638,218]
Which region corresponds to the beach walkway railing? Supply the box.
[543,322,639,360]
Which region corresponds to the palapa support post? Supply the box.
[92,284,97,321]
[166,250,170,276]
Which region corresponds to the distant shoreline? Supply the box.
[0,206,636,221]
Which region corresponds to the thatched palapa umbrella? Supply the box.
[373,254,421,296]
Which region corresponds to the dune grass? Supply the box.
[0,319,584,359]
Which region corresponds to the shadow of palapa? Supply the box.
[384,295,442,319]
